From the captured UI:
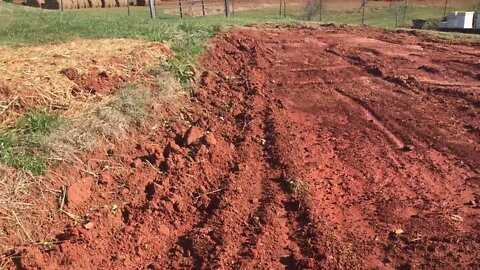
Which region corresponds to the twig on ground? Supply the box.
[193,188,224,203]
[145,160,162,175]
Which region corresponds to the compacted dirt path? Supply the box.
[9,25,480,269]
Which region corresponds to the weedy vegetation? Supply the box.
[289,179,309,197]
[0,109,63,174]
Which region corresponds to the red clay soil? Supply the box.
[6,25,480,269]
[60,67,125,96]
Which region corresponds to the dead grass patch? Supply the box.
[0,39,173,126]
[45,68,184,162]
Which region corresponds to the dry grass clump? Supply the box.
[0,39,172,127]
[44,85,151,160]
[45,70,184,162]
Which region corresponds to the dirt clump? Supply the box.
[61,67,123,95]
[66,176,94,208]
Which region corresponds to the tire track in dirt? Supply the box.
[333,87,408,151]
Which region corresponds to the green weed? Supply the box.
[289,179,309,197]
[0,109,63,174]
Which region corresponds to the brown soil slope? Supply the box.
[8,25,480,269]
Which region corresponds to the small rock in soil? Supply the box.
[204,133,217,146]
[100,171,113,185]
[131,158,143,168]
[196,195,210,210]
[148,262,162,270]
[83,222,94,230]
[184,126,204,146]
[164,140,182,156]
[173,201,184,212]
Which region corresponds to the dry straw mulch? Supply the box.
[0,39,173,127]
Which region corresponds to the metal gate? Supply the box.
[153,0,229,18]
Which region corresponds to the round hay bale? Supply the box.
[101,0,115,8]
[116,0,127,7]
[26,0,40,7]
[44,0,60,9]
[89,0,101,7]
[62,0,75,9]
[77,0,89,8]
[134,0,147,6]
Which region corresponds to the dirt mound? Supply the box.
[0,39,172,126]
[3,25,480,269]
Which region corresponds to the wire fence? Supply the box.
[125,0,480,29]
[125,0,229,18]
[20,0,480,29]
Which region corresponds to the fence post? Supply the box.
[224,0,229,17]
[201,0,205,16]
[231,0,234,16]
[179,0,183,18]
[361,0,366,25]
[149,0,156,18]
[319,0,323,21]
[60,0,63,11]
[279,0,282,17]
[402,0,407,27]
[283,0,286,18]
[443,0,448,17]
[127,0,130,16]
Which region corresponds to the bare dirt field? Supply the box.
[4,25,480,269]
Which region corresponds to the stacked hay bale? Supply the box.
[101,0,116,7]
[134,0,147,6]
[43,0,129,8]
[26,0,41,7]
[61,0,76,9]
[44,0,60,9]
[77,0,89,8]
[115,0,127,7]
[89,0,102,7]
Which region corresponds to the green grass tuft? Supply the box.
[0,109,62,174]
[289,179,309,197]
[17,109,63,135]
